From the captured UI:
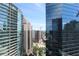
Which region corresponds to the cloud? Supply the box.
[34,3,42,8]
[32,22,46,31]
[33,3,45,12]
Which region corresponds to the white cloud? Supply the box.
[33,3,45,12]
[34,3,43,8]
[32,22,46,31]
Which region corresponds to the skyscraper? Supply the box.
[28,22,33,55]
[46,3,79,56]
[0,3,23,56]
[17,10,23,56]
[34,30,41,42]
[62,20,79,56]
[23,17,33,55]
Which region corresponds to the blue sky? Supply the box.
[15,3,46,31]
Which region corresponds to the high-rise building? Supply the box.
[33,30,46,43]
[23,17,33,55]
[34,30,41,42]
[62,20,79,56]
[17,10,23,56]
[0,3,23,56]
[46,3,79,56]
[28,22,33,55]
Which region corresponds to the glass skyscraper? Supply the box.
[17,10,23,55]
[46,3,79,56]
[0,3,23,56]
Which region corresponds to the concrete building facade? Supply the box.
[23,17,33,55]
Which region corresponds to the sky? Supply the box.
[15,3,46,31]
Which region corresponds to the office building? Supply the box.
[34,30,41,42]
[28,22,33,55]
[33,30,46,42]
[22,18,28,55]
[17,10,23,56]
[0,3,23,56]
[46,3,79,56]
[23,18,33,55]
[62,20,79,56]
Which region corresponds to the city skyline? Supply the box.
[1,3,79,56]
[0,3,46,56]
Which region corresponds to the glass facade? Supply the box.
[62,4,79,56]
[0,3,22,56]
[17,10,23,55]
[46,3,62,56]
[46,3,79,56]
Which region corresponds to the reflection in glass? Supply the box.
[46,3,79,56]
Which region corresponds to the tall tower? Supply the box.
[0,3,23,56]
